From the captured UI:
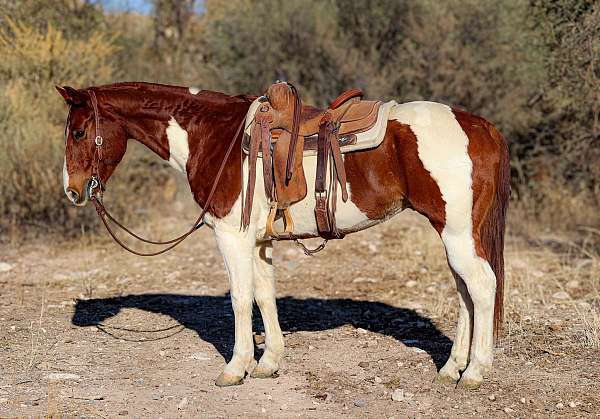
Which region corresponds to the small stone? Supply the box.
[357,328,368,334]
[352,277,378,284]
[354,399,366,408]
[556,402,564,409]
[190,352,210,361]
[177,397,188,410]
[266,394,273,400]
[552,291,570,300]
[358,361,370,368]
[152,394,161,400]
[532,270,544,278]
[45,373,80,381]
[566,280,579,289]
[0,262,13,272]
[405,280,418,288]
[568,401,576,408]
[374,376,382,384]
[391,389,405,402]
[308,345,315,350]
[261,407,266,413]
[488,394,496,401]
[504,407,514,413]
[159,350,166,357]
[520,398,526,404]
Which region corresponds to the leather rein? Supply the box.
[85,89,244,256]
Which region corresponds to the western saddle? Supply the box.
[242,82,382,240]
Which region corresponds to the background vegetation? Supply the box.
[0,0,598,238]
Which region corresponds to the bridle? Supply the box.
[83,89,244,256]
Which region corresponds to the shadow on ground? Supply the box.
[72,294,452,369]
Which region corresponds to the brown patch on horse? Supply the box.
[345,121,446,233]
[453,108,510,339]
[185,100,250,218]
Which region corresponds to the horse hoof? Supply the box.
[434,372,459,385]
[250,364,279,379]
[215,372,244,387]
[456,376,482,390]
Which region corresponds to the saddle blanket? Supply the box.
[243,97,398,157]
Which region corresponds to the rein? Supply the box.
[86,89,244,256]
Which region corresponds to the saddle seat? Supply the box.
[242,82,385,240]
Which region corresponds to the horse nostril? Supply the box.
[66,188,79,203]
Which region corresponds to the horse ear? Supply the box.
[55,85,85,106]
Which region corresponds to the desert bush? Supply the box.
[511,1,600,229]
[0,19,172,237]
[0,19,117,233]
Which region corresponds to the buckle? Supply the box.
[94,135,103,146]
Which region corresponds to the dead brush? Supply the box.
[0,19,172,238]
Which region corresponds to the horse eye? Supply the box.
[73,129,85,140]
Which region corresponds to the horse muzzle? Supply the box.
[66,178,98,207]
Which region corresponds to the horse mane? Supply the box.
[86,81,255,106]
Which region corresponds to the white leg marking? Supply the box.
[437,273,473,382]
[165,116,190,174]
[62,158,70,196]
[251,241,284,377]
[188,86,201,95]
[394,101,496,386]
[214,223,256,384]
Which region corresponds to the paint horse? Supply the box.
[57,82,509,389]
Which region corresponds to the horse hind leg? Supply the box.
[436,268,473,384]
[442,230,497,389]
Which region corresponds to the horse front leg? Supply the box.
[250,240,285,378]
[214,225,256,386]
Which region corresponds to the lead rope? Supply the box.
[87,88,245,256]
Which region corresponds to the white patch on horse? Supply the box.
[392,101,496,380]
[62,158,70,195]
[188,86,201,95]
[277,155,372,236]
[165,116,190,174]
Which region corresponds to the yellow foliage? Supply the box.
[0,18,119,230]
[0,18,117,86]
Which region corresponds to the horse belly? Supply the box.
[278,155,379,237]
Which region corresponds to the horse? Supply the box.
[56,81,509,389]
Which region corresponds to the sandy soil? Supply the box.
[1,211,599,418]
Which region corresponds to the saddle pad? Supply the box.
[242,98,397,157]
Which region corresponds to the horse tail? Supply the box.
[481,122,511,341]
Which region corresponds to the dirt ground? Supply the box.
[1,210,599,418]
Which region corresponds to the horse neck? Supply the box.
[95,84,250,216]
[97,86,186,161]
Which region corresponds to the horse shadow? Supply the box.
[72,294,452,370]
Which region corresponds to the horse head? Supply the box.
[56,85,128,206]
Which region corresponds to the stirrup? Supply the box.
[265,202,295,238]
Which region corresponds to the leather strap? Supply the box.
[92,117,245,256]
[284,83,302,184]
